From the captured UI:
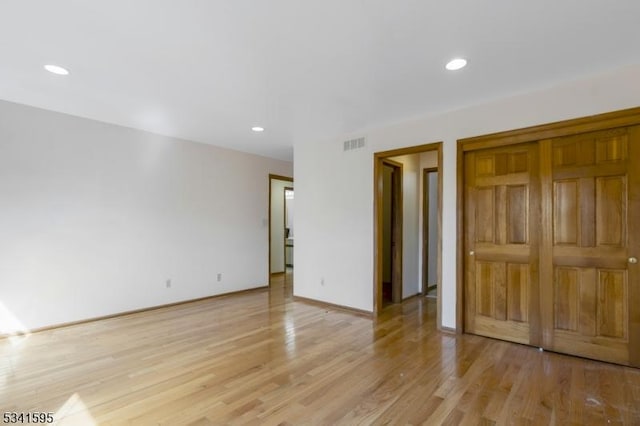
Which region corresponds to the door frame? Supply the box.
[422,167,438,295]
[374,142,443,325]
[381,159,403,305]
[456,106,640,335]
[269,174,293,280]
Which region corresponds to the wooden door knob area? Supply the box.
[629,257,638,264]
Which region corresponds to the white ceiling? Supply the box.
[1,1,640,161]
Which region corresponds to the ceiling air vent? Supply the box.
[343,137,366,152]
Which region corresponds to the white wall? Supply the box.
[0,100,292,333]
[388,154,421,299]
[294,63,640,328]
[270,179,293,273]
[426,172,438,287]
[381,166,392,284]
[416,151,439,291]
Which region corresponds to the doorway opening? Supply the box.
[284,187,294,272]
[269,174,293,286]
[374,143,443,326]
[423,168,439,298]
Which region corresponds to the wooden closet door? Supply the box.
[464,143,540,345]
[541,127,640,366]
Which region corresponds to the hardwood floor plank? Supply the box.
[2,272,639,425]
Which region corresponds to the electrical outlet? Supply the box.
[166,279,171,288]
[217,273,222,282]
[320,277,325,286]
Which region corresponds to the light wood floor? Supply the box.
[2,273,640,425]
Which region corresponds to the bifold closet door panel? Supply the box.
[541,127,640,366]
[464,143,540,346]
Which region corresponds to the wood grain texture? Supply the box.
[2,272,639,425]
[628,126,640,367]
[547,127,636,365]
[457,107,640,342]
[389,161,403,304]
[464,143,537,347]
[459,111,640,367]
[459,106,640,151]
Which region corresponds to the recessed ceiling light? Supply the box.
[251,126,265,132]
[44,64,70,75]
[445,58,467,71]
